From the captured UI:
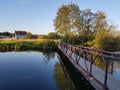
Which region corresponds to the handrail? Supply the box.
[57,42,120,89]
[58,42,120,60]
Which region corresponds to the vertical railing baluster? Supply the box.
[104,58,109,89]
[110,54,114,75]
[90,53,93,76]
[111,60,114,75]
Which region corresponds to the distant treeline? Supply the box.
[0,32,12,36]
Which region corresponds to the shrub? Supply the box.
[94,32,120,51]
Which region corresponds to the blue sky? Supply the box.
[0,0,120,34]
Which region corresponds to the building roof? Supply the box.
[15,31,27,35]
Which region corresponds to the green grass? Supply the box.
[0,39,57,51]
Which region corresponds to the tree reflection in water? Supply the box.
[53,52,95,90]
[42,50,55,65]
[53,62,75,90]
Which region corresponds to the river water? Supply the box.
[0,51,94,90]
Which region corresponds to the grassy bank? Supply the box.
[0,39,57,51]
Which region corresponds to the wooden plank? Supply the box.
[59,47,120,90]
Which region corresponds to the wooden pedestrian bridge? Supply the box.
[57,42,120,90]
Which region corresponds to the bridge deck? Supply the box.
[59,46,120,90]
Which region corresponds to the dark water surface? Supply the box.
[0,51,94,90]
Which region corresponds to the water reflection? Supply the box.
[113,68,120,80]
[54,62,75,90]
[0,51,58,90]
[0,50,102,90]
[113,61,120,80]
[93,56,120,80]
[54,52,95,90]
[42,51,55,64]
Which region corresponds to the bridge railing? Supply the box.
[57,42,120,89]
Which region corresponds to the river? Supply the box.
[0,51,94,90]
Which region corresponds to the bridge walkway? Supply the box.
[57,42,120,90]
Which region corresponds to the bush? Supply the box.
[94,32,120,51]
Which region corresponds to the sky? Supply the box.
[0,0,120,34]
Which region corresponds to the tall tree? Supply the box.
[94,11,108,47]
[79,9,97,42]
[54,3,82,44]
[96,11,107,34]
[68,3,81,34]
[54,3,81,35]
[54,5,70,35]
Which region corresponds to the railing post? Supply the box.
[65,44,67,53]
[104,59,109,89]
[90,53,93,76]
[111,60,114,75]
[110,54,114,75]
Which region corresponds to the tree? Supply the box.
[93,11,120,51]
[78,9,97,43]
[0,31,11,36]
[54,3,81,34]
[47,32,56,39]
[94,31,120,51]
[47,32,61,39]
[96,11,107,34]
[38,34,47,39]
[94,11,108,47]
[62,32,75,43]
[54,4,99,44]
[54,4,70,35]
[54,3,82,44]
[68,3,81,33]
[54,3,120,48]
[23,32,33,39]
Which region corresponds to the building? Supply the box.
[14,31,27,39]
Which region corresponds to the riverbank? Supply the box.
[0,39,57,51]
